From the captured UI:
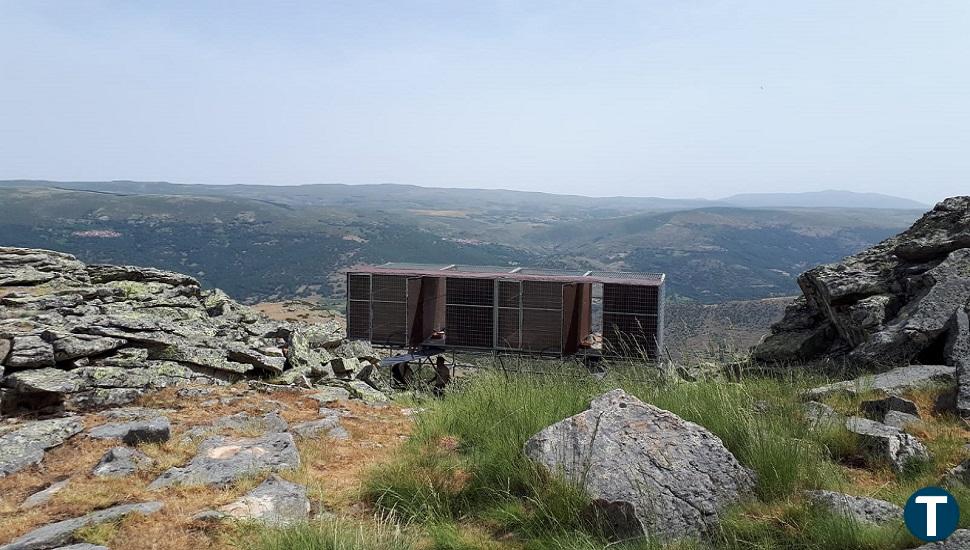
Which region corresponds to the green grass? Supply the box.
[250,365,967,549]
[235,516,419,550]
[360,368,917,548]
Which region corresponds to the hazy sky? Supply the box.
[2,1,968,202]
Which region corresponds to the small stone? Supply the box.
[213,412,288,434]
[945,458,970,486]
[329,357,360,377]
[20,478,70,510]
[911,529,970,549]
[88,417,171,445]
[804,490,902,524]
[290,417,349,440]
[347,380,389,405]
[882,410,922,429]
[310,386,351,404]
[844,416,929,473]
[860,396,921,420]
[803,401,841,427]
[92,446,154,477]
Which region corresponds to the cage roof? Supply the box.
[348,263,664,286]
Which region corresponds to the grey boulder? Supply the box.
[149,432,299,489]
[524,389,755,541]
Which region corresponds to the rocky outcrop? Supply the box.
[754,197,970,368]
[524,389,755,541]
[0,501,162,550]
[0,247,387,416]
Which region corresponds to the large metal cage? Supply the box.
[346,263,665,360]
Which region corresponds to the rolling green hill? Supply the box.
[0,182,922,304]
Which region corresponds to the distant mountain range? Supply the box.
[0,180,927,211]
[720,190,927,209]
[0,180,928,303]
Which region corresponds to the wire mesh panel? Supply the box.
[602,283,661,359]
[346,274,371,339]
[520,281,563,353]
[446,277,494,348]
[370,274,408,346]
[496,280,521,349]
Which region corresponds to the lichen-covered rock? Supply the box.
[0,247,88,287]
[0,501,162,550]
[0,247,373,415]
[5,335,55,368]
[0,418,83,477]
[149,432,300,489]
[844,416,928,472]
[524,389,755,540]
[754,197,970,367]
[48,334,126,362]
[2,368,85,395]
[803,490,901,524]
[92,446,154,477]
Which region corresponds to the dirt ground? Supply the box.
[0,384,413,549]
